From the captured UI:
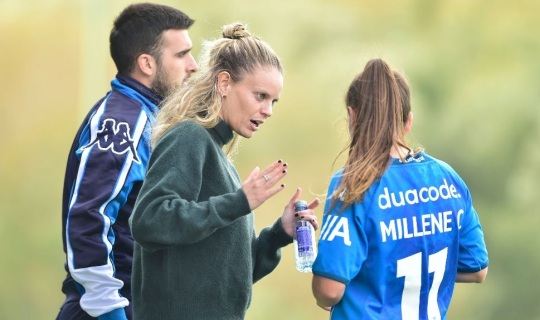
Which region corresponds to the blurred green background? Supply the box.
[1,0,539,319]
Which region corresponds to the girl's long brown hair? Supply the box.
[332,58,411,209]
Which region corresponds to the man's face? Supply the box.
[152,29,198,97]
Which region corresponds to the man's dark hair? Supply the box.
[110,3,194,74]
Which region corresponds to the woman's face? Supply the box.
[219,66,283,138]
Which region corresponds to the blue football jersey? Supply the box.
[312,152,489,320]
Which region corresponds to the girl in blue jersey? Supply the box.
[311,58,489,319]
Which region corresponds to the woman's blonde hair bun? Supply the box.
[222,22,251,39]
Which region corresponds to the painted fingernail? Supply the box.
[294,213,299,217]
[283,163,287,167]
[278,159,282,163]
[281,184,285,188]
[282,170,286,173]
[300,216,305,219]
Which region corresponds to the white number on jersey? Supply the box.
[396,248,448,320]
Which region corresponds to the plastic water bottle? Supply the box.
[293,200,317,273]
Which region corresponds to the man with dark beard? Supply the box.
[56,3,198,320]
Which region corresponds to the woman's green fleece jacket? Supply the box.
[130,120,293,320]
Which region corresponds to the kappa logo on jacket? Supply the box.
[84,118,140,163]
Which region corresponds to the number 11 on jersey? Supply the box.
[397,248,448,320]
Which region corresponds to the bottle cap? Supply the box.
[294,200,308,212]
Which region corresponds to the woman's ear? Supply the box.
[347,106,356,132]
[217,71,231,97]
[404,112,414,135]
[347,106,355,118]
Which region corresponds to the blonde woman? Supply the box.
[129,23,319,319]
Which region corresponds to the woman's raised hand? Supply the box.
[242,159,288,210]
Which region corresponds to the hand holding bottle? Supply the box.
[279,187,319,238]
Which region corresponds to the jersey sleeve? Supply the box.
[457,191,489,272]
[66,96,150,318]
[312,173,368,284]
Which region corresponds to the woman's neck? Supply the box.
[390,145,411,159]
